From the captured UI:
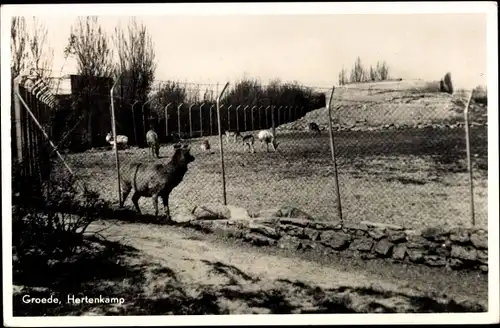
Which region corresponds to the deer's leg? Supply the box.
[120,181,132,207]
[131,192,142,214]
[161,193,171,221]
[152,194,159,217]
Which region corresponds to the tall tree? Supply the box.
[376,60,390,81]
[113,18,156,106]
[350,56,365,83]
[113,18,156,145]
[65,16,114,147]
[11,17,53,81]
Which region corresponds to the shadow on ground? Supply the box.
[13,233,486,316]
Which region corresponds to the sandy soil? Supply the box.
[14,220,487,316]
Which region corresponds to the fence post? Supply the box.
[200,103,205,137]
[13,76,24,164]
[210,104,215,135]
[227,105,233,131]
[271,105,276,137]
[236,105,242,132]
[251,105,257,131]
[288,105,292,123]
[277,106,283,127]
[189,104,195,138]
[165,103,172,137]
[464,90,475,227]
[132,100,139,146]
[243,105,249,131]
[142,99,152,138]
[327,86,343,223]
[217,82,230,205]
[258,106,263,130]
[177,103,183,139]
[111,75,122,206]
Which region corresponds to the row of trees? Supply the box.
[11,16,157,149]
[148,77,325,120]
[12,16,324,149]
[338,57,390,85]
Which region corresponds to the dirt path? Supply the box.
[74,221,487,315]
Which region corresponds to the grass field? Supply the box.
[53,125,488,230]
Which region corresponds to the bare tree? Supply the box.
[65,16,114,148]
[376,60,390,81]
[11,17,53,81]
[369,65,378,81]
[113,18,156,145]
[350,57,365,83]
[338,66,348,85]
[66,16,114,77]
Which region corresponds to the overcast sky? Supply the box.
[11,7,490,89]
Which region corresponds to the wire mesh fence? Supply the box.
[12,73,488,230]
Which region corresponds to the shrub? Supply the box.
[443,72,454,94]
[472,85,487,105]
[12,162,109,262]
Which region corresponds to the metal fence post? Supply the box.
[217,82,230,205]
[210,104,215,135]
[266,105,270,128]
[13,76,24,164]
[251,105,257,131]
[132,100,139,146]
[142,98,152,137]
[111,75,122,206]
[327,86,343,223]
[271,105,276,137]
[165,103,172,137]
[200,103,205,137]
[177,103,183,139]
[464,91,475,227]
[236,105,241,132]
[243,105,249,131]
[189,104,195,137]
[227,104,233,131]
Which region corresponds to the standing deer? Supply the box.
[258,130,279,152]
[146,129,160,158]
[119,144,195,220]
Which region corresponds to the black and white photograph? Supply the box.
[2,2,498,326]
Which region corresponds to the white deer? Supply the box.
[258,130,279,152]
[106,132,129,150]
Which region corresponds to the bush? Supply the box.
[12,164,109,262]
[443,72,454,94]
[472,85,487,105]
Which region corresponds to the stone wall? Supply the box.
[182,204,488,274]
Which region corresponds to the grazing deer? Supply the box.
[119,144,195,220]
[258,130,279,152]
[146,129,160,158]
[242,134,255,153]
[200,139,211,151]
[225,130,242,144]
[106,132,129,150]
[307,122,321,134]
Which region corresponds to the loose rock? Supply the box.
[374,238,394,256]
[368,229,386,240]
[392,244,407,260]
[349,238,374,252]
[470,232,488,249]
[450,245,478,261]
[320,231,351,250]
